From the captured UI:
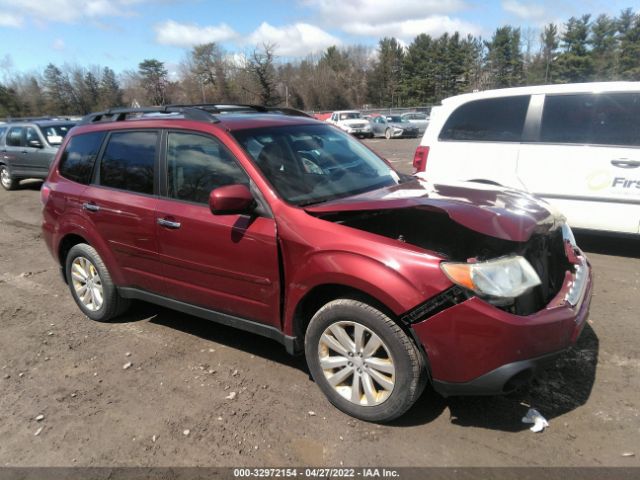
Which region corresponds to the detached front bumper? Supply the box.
[411,253,593,396]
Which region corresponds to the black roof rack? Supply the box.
[79,104,311,125]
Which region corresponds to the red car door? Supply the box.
[80,130,165,294]
[155,131,281,327]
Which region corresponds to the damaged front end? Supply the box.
[312,205,574,319]
[306,180,592,393]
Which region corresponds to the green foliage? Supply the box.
[556,15,594,83]
[0,83,21,117]
[3,8,640,113]
[138,59,169,105]
[485,26,524,88]
[618,9,640,80]
[368,38,404,107]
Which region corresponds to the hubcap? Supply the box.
[71,257,104,311]
[318,321,395,406]
[1,168,10,188]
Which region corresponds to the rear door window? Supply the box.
[591,93,640,146]
[439,95,530,142]
[99,131,158,195]
[6,127,23,147]
[58,132,106,184]
[540,94,595,144]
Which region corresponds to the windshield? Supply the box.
[339,112,361,120]
[40,124,75,145]
[233,124,400,206]
[387,116,407,123]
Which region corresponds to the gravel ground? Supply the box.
[0,137,638,467]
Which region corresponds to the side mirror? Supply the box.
[29,139,43,148]
[209,184,254,215]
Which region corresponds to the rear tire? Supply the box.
[65,243,130,322]
[384,129,392,140]
[305,298,427,422]
[0,165,19,191]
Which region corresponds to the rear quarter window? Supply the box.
[58,132,106,184]
[439,95,530,142]
[6,127,23,147]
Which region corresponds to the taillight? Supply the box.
[40,183,51,206]
[413,146,429,173]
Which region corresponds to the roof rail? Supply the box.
[79,103,311,125]
[79,105,220,125]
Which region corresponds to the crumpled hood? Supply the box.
[305,178,564,242]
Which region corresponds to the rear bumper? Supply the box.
[412,253,593,395]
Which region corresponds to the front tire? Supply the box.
[305,299,427,422]
[65,243,130,322]
[0,165,19,191]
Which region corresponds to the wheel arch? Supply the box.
[290,284,397,348]
[58,233,90,283]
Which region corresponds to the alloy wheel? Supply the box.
[318,321,395,406]
[0,167,11,189]
[70,256,104,311]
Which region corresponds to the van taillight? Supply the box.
[412,146,430,173]
[40,183,51,206]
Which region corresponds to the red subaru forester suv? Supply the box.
[42,105,593,422]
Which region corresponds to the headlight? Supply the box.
[441,255,541,298]
[561,223,576,246]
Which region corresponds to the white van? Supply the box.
[414,82,640,235]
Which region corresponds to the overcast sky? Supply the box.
[0,0,634,74]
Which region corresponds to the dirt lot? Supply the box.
[0,137,639,467]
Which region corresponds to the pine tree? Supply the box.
[590,14,617,80]
[485,26,524,88]
[98,67,122,108]
[618,10,640,79]
[368,37,404,107]
[138,59,169,105]
[556,15,594,82]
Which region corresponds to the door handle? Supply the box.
[611,159,640,169]
[157,218,181,229]
[82,202,100,212]
[21,150,28,154]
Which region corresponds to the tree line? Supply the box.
[1,8,640,118]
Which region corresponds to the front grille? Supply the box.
[512,228,572,315]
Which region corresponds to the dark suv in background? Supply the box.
[42,104,592,422]
[0,118,75,190]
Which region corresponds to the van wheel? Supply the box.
[384,129,392,140]
[65,243,130,322]
[0,165,19,191]
[305,299,427,422]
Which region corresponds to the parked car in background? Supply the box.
[414,82,640,235]
[42,104,592,422]
[327,110,373,138]
[370,115,419,139]
[1,118,76,190]
[401,112,429,133]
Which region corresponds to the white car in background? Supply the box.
[327,110,373,138]
[413,82,640,235]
